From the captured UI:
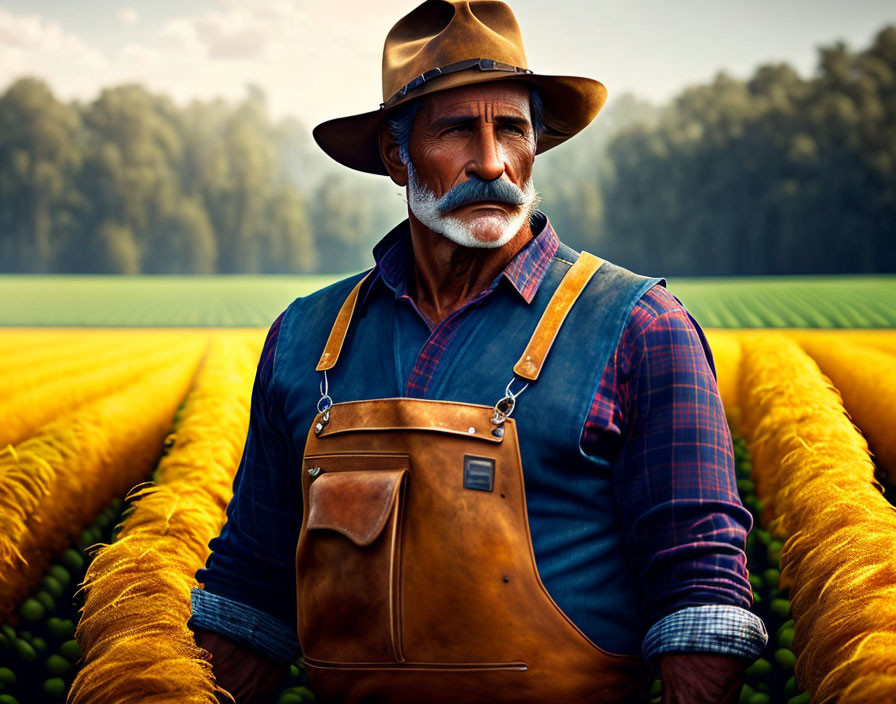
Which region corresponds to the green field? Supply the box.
[669,275,896,328]
[0,274,894,328]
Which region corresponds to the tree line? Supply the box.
[0,82,403,274]
[595,24,896,276]
[0,25,893,275]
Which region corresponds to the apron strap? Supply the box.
[316,269,376,372]
[512,251,604,381]
[316,250,603,378]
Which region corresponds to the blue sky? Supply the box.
[1,0,894,128]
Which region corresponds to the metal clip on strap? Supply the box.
[317,371,333,419]
[314,269,375,429]
[490,376,529,425]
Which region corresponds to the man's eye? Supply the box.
[444,125,471,135]
[499,125,525,135]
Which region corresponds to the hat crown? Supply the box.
[312,0,606,175]
[382,0,528,103]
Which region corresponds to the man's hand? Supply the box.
[660,652,748,704]
[192,626,290,704]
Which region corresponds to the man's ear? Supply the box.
[378,126,408,187]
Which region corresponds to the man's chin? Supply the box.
[464,210,513,236]
[435,211,521,249]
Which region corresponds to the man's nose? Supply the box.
[466,125,505,182]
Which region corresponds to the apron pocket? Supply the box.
[297,461,408,665]
[306,468,405,546]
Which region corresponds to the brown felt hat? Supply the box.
[312,0,608,175]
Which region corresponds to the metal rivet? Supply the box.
[491,427,504,438]
[314,422,324,434]
[468,426,476,434]
[500,493,506,499]
[502,576,510,583]
[308,467,322,477]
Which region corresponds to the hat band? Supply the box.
[380,58,533,109]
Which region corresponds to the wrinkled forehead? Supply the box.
[418,82,533,123]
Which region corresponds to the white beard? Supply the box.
[406,161,540,249]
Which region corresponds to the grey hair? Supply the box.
[386,85,545,165]
[386,99,423,165]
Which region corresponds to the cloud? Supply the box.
[161,17,204,54]
[0,9,51,48]
[161,1,306,60]
[0,0,436,129]
[0,9,105,70]
[116,7,141,27]
[195,10,272,59]
[122,43,159,67]
[148,0,406,125]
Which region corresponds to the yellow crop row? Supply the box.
[0,330,86,359]
[739,334,896,703]
[0,330,205,397]
[704,328,896,460]
[0,329,259,373]
[0,330,216,387]
[793,339,896,484]
[0,338,206,448]
[0,334,128,381]
[785,328,896,356]
[0,347,204,621]
[0,334,182,403]
[69,335,260,704]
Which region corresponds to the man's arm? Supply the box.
[584,285,766,702]
[188,311,303,702]
[659,653,748,704]
[191,626,289,704]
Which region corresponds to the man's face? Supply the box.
[404,82,540,248]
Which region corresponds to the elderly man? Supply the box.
[188,1,767,703]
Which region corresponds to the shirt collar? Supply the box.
[367,210,560,307]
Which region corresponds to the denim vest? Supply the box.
[275,240,665,655]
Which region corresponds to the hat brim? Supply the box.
[312,71,607,176]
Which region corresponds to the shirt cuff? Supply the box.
[189,587,301,663]
[641,604,768,665]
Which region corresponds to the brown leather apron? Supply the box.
[295,253,649,703]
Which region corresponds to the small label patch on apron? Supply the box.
[463,455,495,492]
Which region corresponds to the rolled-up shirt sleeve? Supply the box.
[189,311,302,663]
[583,285,766,667]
